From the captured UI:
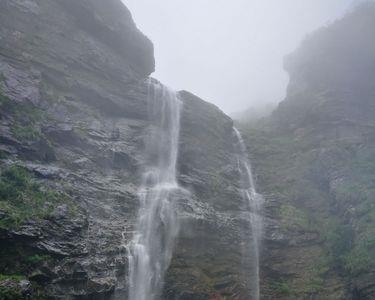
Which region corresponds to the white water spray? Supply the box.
[234,127,264,300]
[127,80,182,300]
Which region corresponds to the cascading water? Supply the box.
[234,127,264,300]
[127,80,182,300]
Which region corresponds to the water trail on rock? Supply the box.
[234,127,264,300]
[127,80,182,300]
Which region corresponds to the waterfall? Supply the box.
[234,127,264,300]
[127,80,182,300]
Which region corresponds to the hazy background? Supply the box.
[123,0,360,113]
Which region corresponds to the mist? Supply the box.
[123,0,356,113]
[1,1,375,298]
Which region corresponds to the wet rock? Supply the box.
[0,0,258,299]
[24,163,65,179]
[0,62,41,105]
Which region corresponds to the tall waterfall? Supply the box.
[127,80,182,300]
[234,128,264,300]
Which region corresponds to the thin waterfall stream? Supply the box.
[127,80,183,300]
[234,128,264,300]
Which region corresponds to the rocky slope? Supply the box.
[0,0,255,299]
[240,3,375,299]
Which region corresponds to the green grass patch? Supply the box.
[0,275,25,282]
[0,165,75,229]
[24,255,51,265]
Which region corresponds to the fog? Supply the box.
[123,0,357,113]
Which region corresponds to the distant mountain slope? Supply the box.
[240,3,375,299]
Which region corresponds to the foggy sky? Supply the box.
[123,0,357,113]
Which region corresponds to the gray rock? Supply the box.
[0,0,257,299]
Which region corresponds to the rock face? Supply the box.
[0,1,254,299]
[240,4,375,300]
[0,0,155,298]
[274,2,375,136]
[166,91,255,299]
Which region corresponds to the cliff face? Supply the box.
[0,1,254,299]
[167,91,255,299]
[241,4,375,299]
[2,1,373,299]
[275,2,375,135]
[0,0,155,298]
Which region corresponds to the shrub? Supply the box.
[270,280,291,296]
[25,255,51,265]
[0,165,74,229]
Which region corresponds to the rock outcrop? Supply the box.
[0,0,255,299]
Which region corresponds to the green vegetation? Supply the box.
[0,89,44,142]
[0,244,53,279]
[323,221,353,266]
[0,274,47,300]
[331,148,375,275]
[25,255,51,265]
[0,89,56,299]
[280,204,311,231]
[344,242,372,275]
[0,166,65,298]
[0,275,25,300]
[0,286,23,300]
[303,257,329,294]
[11,124,41,141]
[0,165,75,229]
[239,121,375,296]
[269,280,292,296]
[0,275,25,281]
[10,103,44,142]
